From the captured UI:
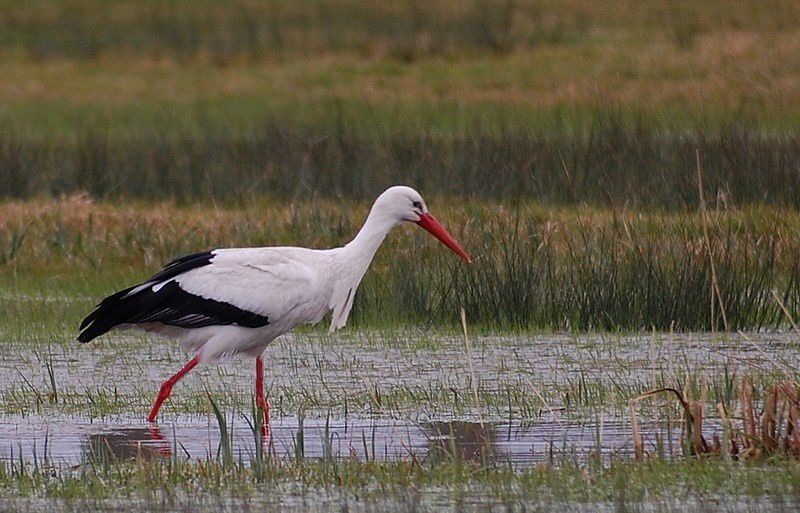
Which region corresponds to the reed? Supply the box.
[2,197,799,332]
[630,377,800,460]
[2,116,800,208]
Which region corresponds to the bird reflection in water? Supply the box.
[422,421,497,464]
[82,422,498,465]
[84,426,172,462]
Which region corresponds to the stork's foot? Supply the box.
[147,424,172,458]
[148,424,165,441]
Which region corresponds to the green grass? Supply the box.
[2,198,799,332]
[2,449,800,512]
[2,111,800,207]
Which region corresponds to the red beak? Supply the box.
[415,213,472,263]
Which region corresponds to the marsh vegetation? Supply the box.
[2,1,800,511]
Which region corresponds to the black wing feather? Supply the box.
[77,251,270,343]
[149,251,216,282]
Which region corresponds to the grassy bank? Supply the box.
[2,197,799,332]
[2,456,800,512]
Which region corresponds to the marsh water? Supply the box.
[0,413,700,467]
[1,331,795,467]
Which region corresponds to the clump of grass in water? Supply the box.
[630,377,800,460]
[207,391,233,467]
[240,397,271,482]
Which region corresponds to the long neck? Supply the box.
[327,207,398,331]
[340,207,397,272]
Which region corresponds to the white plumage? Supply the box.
[150,248,333,362]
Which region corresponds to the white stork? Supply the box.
[78,186,471,425]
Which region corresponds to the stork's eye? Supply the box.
[412,201,422,209]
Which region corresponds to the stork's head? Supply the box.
[374,186,472,263]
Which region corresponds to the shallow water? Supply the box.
[3,331,796,407]
[0,411,713,467]
[0,331,796,466]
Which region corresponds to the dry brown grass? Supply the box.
[1,1,799,128]
[3,195,800,266]
[630,377,800,460]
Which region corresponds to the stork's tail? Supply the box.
[77,285,139,343]
[78,251,217,343]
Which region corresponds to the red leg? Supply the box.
[147,355,200,422]
[256,354,271,434]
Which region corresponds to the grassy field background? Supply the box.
[1,0,799,329]
[0,0,799,205]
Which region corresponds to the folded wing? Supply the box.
[78,248,322,342]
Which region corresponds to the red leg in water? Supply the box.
[256,354,271,435]
[147,424,172,458]
[147,355,200,422]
